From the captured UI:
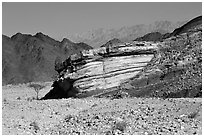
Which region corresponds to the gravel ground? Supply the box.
[2,84,202,135]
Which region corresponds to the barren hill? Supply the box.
[2,32,92,85]
[134,32,163,42]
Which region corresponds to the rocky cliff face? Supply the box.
[41,42,159,99]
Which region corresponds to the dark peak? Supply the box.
[11,32,32,41]
[101,38,122,47]
[134,31,163,42]
[11,32,22,38]
[34,32,60,44]
[170,15,202,37]
[109,38,122,42]
[35,32,45,37]
[34,32,49,39]
[61,38,73,44]
[76,42,93,49]
[2,34,10,39]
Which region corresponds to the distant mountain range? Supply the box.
[134,16,202,42]
[69,20,187,48]
[2,32,92,85]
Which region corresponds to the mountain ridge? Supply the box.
[2,32,92,85]
[69,20,187,48]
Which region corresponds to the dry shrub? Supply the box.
[28,83,45,100]
[188,111,199,119]
[30,121,40,133]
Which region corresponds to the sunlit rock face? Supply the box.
[69,54,154,94]
[42,42,158,99]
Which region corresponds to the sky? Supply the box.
[2,2,202,40]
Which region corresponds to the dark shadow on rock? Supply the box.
[40,77,79,100]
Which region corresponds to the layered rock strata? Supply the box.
[42,42,158,99]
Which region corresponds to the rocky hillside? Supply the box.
[134,32,163,42]
[41,16,201,99]
[170,16,202,37]
[124,15,202,98]
[70,20,186,48]
[2,32,92,85]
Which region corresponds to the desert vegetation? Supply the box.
[28,83,46,100]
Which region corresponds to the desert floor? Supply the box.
[2,83,202,135]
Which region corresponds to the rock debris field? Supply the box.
[2,83,202,135]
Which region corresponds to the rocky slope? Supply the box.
[124,16,202,98]
[170,16,202,37]
[2,32,92,85]
[42,16,201,99]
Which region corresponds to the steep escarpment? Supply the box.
[2,32,92,85]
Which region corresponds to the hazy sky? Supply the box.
[2,2,202,40]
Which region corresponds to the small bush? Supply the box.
[27,97,35,102]
[188,111,199,119]
[112,119,127,133]
[29,83,45,100]
[91,103,98,108]
[3,98,7,103]
[115,121,127,132]
[64,114,74,123]
[30,121,40,133]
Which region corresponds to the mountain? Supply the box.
[134,16,202,42]
[2,32,92,85]
[134,32,163,42]
[100,38,122,47]
[69,20,186,48]
[170,15,202,37]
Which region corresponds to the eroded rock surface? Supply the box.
[42,43,158,99]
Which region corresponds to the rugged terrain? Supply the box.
[2,16,202,135]
[69,20,186,48]
[124,15,202,98]
[2,84,202,135]
[42,15,202,99]
[2,32,92,85]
